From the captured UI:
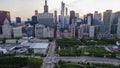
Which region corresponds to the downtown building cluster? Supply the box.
[0,0,120,39]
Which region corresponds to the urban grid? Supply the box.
[0,0,120,68]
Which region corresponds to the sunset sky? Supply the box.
[0,0,120,21]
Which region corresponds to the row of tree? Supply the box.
[0,57,43,68]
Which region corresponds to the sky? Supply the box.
[0,0,120,21]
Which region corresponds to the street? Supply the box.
[42,40,56,68]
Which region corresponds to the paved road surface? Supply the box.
[42,40,56,68]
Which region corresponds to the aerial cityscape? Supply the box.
[0,0,120,68]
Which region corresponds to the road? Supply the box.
[55,56,120,65]
[42,40,56,68]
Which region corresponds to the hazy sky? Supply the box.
[0,0,120,21]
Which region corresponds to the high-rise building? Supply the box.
[89,26,95,38]
[35,24,54,38]
[61,1,65,16]
[0,11,11,26]
[87,13,93,25]
[44,0,48,13]
[16,17,21,23]
[103,10,112,34]
[64,16,70,29]
[70,18,76,38]
[26,24,34,37]
[13,27,22,38]
[93,11,101,25]
[54,10,57,39]
[111,12,120,34]
[117,16,120,38]
[2,18,12,38]
[35,10,38,16]
[70,11,75,24]
[37,0,53,27]
[60,1,65,30]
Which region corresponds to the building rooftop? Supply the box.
[29,43,49,49]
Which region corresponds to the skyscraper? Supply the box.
[61,1,65,16]
[93,11,101,25]
[70,11,75,24]
[35,10,38,16]
[44,0,48,13]
[2,18,12,38]
[0,11,11,26]
[103,10,112,34]
[87,13,93,25]
[117,16,120,38]
[60,1,65,30]
[16,17,21,23]
[37,0,54,27]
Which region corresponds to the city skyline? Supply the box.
[0,0,120,21]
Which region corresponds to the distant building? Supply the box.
[64,16,70,29]
[0,11,11,26]
[89,26,95,38]
[29,43,49,55]
[37,13,54,27]
[87,13,93,25]
[2,18,12,38]
[93,11,101,25]
[26,24,34,37]
[69,18,76,38]
[37,0,54,27]
[70,11,75,25]
[35,24,44,38]
[103,10,112,34]
[0,11,11,34]
[117,16,120,38]
[13,27,22,38]
[16,17,21,23]
[35,24,54,38]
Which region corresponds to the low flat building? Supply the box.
[29,43,49,55]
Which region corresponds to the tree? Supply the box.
[28,58,43,68]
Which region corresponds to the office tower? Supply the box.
[60,1,65,30]
[44,0,48,13]
[35,24,54,38]
[26,24,34,37]
[2,18,12,38]
[117,16,120,38]
[83,15,87,24]
[13,27,22,38]
[35,10,38,16]
[70,18,76,38]
[37,13,53,27]
[16,17,21,23]
[66,8,68,16]
[111,12,120,34]
[0,11,11,26]
[37,0,53,27]
[35,24,44,38]
[61,1,65,16]
[93,11,101,25]
[70,11,75,24]
[78,24,89,38]
[54,10,57,39]
[89,26,95,38]
[64,16,70,29]
[75,13,79,18]
[103,10,112,34]
[87,13,93,25]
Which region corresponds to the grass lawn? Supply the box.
[55,61,120,68]
[56,46,117,58]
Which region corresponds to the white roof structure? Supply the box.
[0,48,7,54]
[29,43,49,49]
